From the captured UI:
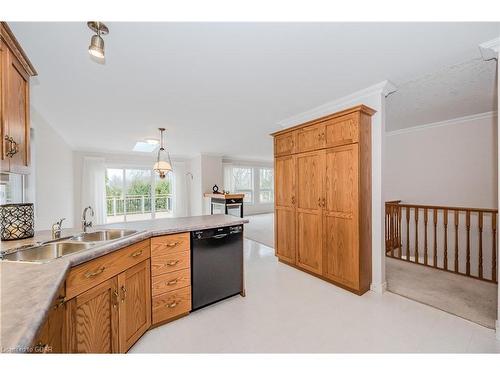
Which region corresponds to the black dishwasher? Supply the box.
[191,225,244,311]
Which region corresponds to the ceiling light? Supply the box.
[153,128,173,179]
[87,21,109,59]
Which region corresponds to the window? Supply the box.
[232,167,253,203]
[105,167,174,223]
[259,168,274,203]
[224,164,274,205]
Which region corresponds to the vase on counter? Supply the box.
[0,203,35,241]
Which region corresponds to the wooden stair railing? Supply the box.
[385,201,498,283]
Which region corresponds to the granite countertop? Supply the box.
[0,214,248,353]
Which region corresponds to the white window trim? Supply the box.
[224,163,274,206]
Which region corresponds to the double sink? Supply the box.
[1,229,138,263]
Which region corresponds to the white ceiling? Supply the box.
[9,22,500,160]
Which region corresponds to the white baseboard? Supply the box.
[370,281,387,294]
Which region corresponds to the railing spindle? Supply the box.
[493,213,497,283]
[415,208,419,263]
[466,210,471,276]
[443,209,448,270]
[398,205,402,258]
[406,207,410,261]
[424,208,428,266]
[433,209,438,268]
[478,212,483,279]
[454,210,459,273]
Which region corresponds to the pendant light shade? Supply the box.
[153,128,173,179]
[88,34,105,58]
[87,21,109,59]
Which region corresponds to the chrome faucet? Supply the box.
[82,206,94,233]
[51,218,66,239]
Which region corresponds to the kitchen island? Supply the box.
[0,214,248,353]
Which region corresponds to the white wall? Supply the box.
[31,110,74,230]
[385,112,498,208]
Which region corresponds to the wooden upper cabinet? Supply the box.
[65,277,120,354]
[274,155,296,263]
[274,131,296,156]
[323,144,360,288]
[324,113,359,147]
[296,123,325,153]
[295,150,324,275]
[118,259,151,353]
[0,22,36,174]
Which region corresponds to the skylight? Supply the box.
[133,140,158,152]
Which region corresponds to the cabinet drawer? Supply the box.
[296,123,325,153]
[274,131,296,156]
[152,268,191,296]
[151,233,190,256]
[66,239,150,300]
[152,286,191,324]
[324,113,359,147]
[151,250,190,277]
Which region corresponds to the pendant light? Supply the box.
[153,128,173,179]
[87,21,109,59]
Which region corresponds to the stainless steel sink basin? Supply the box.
[1,242,93,262]
[71,229,137,242]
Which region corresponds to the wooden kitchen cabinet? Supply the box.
[65,277,120,353]
[118,259,151,353]
[0,22,36,174]
[271,105,375,295]
[274,131,296,157]
[274,155,296,263]
[295,150,324,275]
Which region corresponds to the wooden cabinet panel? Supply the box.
[151,249,190,277]
[151,232,190,256]
[152,267,190,296]
[65,278,119,354]
[275,208,296,263]
[295,150,324,275]
[323,144,359,287]
[66,239,150,300]
[32,285,66,353]
[152,286,191,325]
[274,131,296,156]
[0,38,5,168]
[118,259,151,353]
[296,123,325,153]
[4,49,30,174]
[324,113,358,147]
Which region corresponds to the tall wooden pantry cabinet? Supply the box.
[271,105,375,295]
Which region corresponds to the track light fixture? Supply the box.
[87,21,109,59]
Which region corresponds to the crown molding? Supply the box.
[479,37,500,61]
[385,111,498,137]
[275,80,397,129]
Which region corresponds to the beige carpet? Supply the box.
[244,213,274,248]
[386,257,498,329]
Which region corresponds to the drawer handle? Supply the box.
[166,241,181,248]
[130,249,143,257]
[53,296,65,309]
[167,278,179,286]
[84,266,105,278]
[166,260,180,266]
[165,300,180,309]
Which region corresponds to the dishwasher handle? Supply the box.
[212,233,228,239]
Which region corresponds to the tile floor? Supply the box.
[130,239,500,353]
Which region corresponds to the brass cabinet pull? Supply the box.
[165,300,179,309]
[166,241,181,248]
[291,196,296,205]
[321,132,326,140]
[318,197,322,207]
[53,296,65,309]
[167,278,179,286]
[121,286,127,302]
[4,135,19,158]
[130,249,143,257]
[112,290,119,308]
[322,198,326,208]
[84,266,105,278]
[166,259,180,266]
